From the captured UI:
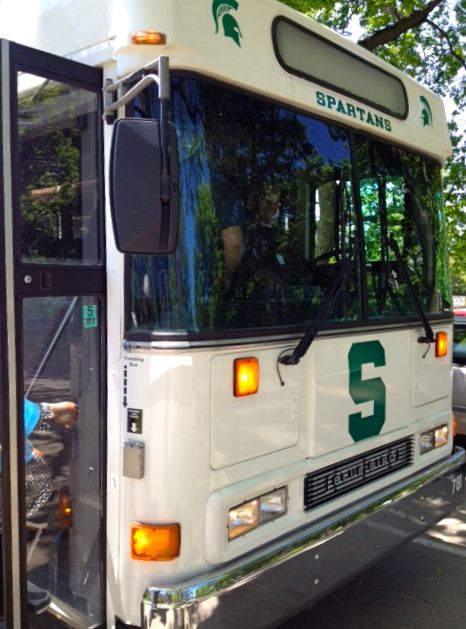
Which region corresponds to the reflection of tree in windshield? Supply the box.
[194,184,223,329]
[355,137,450,316]
[126,77,448,337]
[18,80,99,265]
[128,77,360,333]
[201,84,318,203]
[195,82,356,328]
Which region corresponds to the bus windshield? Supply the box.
[127,77,450,338]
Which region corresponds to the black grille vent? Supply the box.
[304,437,413,510]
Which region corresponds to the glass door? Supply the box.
[1,40,105,627]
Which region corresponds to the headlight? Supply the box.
[228,487,288,540]
[228,499,260,540]
[420,424,449,455]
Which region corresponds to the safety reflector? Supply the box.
[130,31,167,45]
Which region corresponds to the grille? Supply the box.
[304,437,414,510]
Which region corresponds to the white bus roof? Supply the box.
[0,0,452,163]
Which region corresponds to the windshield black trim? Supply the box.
[124,313,452,346]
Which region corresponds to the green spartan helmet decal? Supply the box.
[212,0,242,47]
[420,95,433,127]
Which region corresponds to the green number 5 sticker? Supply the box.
[83,304,98,329]
[348,341,386,442]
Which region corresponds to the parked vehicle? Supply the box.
[452,312,466,435]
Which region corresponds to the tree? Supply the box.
[278,0,466,293]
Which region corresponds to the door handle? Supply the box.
[39,271,52,291]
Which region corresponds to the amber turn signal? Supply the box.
[435,331,448,357]
[130,31,166,45]
[131,522,180,561]
[234,357,259,397]
[58,487,72,529]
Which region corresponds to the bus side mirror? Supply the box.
[110,118,179,254]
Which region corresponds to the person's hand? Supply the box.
[50,401,78,429]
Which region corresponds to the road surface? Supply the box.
[281,456,466,629]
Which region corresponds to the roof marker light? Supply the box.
[130,31,167,45]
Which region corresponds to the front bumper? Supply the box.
[142,447,465,629]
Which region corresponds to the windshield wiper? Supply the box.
[388,236,434,345]
[278,255,358,366]
[278,237,434,370]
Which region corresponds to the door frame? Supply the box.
[0,38,106,628]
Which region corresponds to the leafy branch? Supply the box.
[358,0,443,49]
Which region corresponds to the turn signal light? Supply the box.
[130,31,167,45]
[131,522,180,561]
[453,415,457,437]
[435,331,448,357]
[58,488,73,529]
[234,357,259,397]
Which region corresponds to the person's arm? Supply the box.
[45,401,78,429]
[25,400,78,433]
[221,225,244,290]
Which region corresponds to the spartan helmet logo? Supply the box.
[420,95,433,128]
[212,0,243,47]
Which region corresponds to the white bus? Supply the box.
[0,0,463,627]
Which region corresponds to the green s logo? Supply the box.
[348,341,386,442]
[212,0,242,47]
[420,95,433,128]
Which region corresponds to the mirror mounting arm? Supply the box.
[159,57,171,204]
[104,56,172,203]
[103,55,170,123]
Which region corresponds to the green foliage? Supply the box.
[278,0,466,294]
[194,183,224,328]
[19,83,83,263]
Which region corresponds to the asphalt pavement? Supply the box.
[281,450,466,629]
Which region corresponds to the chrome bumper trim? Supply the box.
[142,447,465,628]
